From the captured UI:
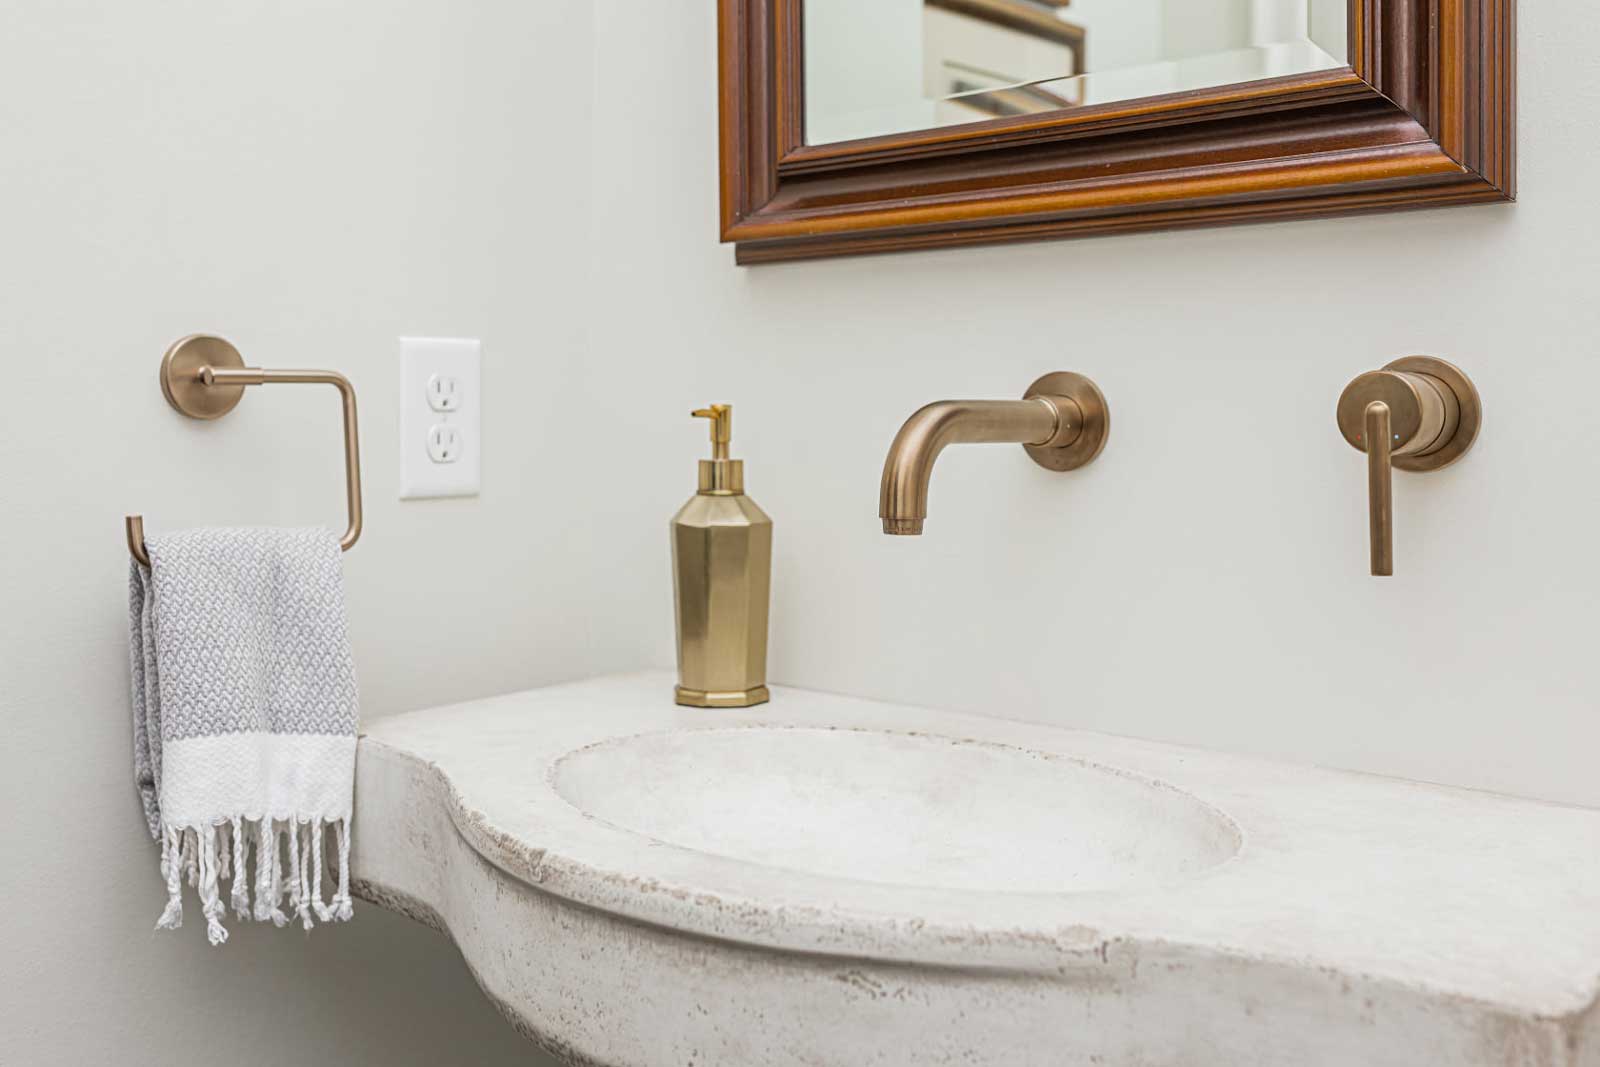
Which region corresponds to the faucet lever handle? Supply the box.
[1335,356,1482,577]
[1364,400,1394,576]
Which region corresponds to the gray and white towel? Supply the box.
[129,527,358,944]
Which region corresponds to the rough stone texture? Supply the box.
[352,672,1600,1066]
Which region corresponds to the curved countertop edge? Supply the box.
[347,862,1600,1067]
[347,737,1600,1067]
[352,672,1600,1028]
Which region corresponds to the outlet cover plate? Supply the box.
[401,337,481,499]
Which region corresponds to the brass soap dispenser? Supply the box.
[671,405,772,708]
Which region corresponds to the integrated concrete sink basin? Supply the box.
[552,727,1240,894]
[351,673,1600,1067]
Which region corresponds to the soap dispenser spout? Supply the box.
[693,404,732,459]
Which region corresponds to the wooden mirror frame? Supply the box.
[718,0,1514,264]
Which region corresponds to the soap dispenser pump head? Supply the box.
[692,404,732,458]
[690,404,743,494]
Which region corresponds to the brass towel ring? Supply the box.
[125,334,364,567]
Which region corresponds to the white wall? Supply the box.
[0,2,583,1064]
[588,1,1600,812]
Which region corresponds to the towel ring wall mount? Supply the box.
[126,334,364,567]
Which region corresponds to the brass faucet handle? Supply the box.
[692,404,733,458]
[1363,400,1395,576]
[1335,356,1481,576]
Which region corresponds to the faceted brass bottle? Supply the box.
[671,404,772,708]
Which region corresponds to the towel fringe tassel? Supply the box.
[156,826,184,930]
[216,822,231,883]
[198,823,228,945]
[154,816,351,943]
[286,818,303,929]
[229,816,249,920]
[334,819,353,921]
[311,818,334,923]
[179,829,197,888]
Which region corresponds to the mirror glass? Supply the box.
[804,0,1349,145]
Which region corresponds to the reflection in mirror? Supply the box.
[804,0,1349,145]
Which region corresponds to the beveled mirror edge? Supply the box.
[717,0,1514,264]
[779,67,1371,172]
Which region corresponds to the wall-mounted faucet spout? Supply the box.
[879,372,1110,536]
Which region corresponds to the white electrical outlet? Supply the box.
[426,423,462,463]
[400,337,481,499]
[426,373,461,412]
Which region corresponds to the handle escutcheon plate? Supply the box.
[1022,371,1111,472]
[1381,356,1481,472]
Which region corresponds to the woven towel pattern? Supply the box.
[143,527,357,740]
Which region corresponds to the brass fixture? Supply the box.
[880,372,1109,536]
[125,334,364,567]
[1336,356,1480,576]
[672,404,772,708]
